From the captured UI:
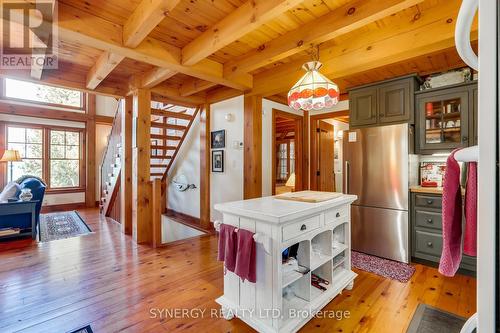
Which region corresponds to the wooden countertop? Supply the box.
[410,186,444,194]
[410,186,465,195]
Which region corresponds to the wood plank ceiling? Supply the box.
[0,0,477,105]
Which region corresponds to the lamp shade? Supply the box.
[285,172,296,187]
[0,150,22,162]
[287,61,339,111]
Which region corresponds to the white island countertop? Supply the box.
[214,192,357,224]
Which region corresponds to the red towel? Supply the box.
[464,162,477,256]
[234,229,256,283]
[439,149,463,277]
[217,224,237,272]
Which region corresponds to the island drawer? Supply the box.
[415,210,442,230]
[415,230,443,257]
[415,194,442,209]
[282,215,320,242]
[325,205,348,225]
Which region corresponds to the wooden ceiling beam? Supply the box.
[206,87,242,104]
[181,0,303,66]
[9,3,252,91]
[88,0,182,90]
[30,0,55,80]
[250,0,477,96]
[136,67,178,89]
[179,78,217,97]
[151,85,206,105]
[86,52,125,89]
[224,0,423,77]
[123,0,182,48]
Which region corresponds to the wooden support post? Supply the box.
[121,96,133,235]
[200,104,210,229]
[0,122,6,189]
[152,178,162,248]
[132,89,152,244]
[303,110,309,190]
[243,94,262,199]
[85,94,96,207]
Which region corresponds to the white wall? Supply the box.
[262,99,303,197]
[167,115,201,218]
[96,95,119,116]
[210,96,245,221]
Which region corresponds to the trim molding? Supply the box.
[41,202,87,213]
[166,209,215,233]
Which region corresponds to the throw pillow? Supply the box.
[0,181,21,201]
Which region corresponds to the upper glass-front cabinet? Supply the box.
[416,86,471,153]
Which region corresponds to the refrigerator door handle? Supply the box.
[345,161,350,194]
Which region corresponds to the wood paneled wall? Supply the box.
[243,94,262,199]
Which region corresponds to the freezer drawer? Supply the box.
[351,205,409,263]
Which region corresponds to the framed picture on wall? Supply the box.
[212,150,224,173]
[211,130,226,149]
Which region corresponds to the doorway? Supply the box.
[310,111,349,192]
[272,109,304,195]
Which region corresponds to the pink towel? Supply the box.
[464,162,477,256]
[217,224,237,272]
[234,229,256,283]
[439,149,463,277]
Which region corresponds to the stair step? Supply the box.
[151,108,192,120]
[151,145,177,150]
[150,154,172,159]
[151,172,164,176]
[151,122,187,131]
[151,164,167,168]
[150,134,182,141]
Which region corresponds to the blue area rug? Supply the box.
[39,211,91,242]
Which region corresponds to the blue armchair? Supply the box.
[0,177,46,235]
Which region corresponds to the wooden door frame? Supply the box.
[272,109,304,195]
[309,110,349,191]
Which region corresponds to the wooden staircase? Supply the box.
[100,104,122,216]
[149,104,200,182]
[99,100,199,218]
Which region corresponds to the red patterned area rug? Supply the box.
[351,250,416,283]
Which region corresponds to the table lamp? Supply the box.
[285,172,296,190]
[0,150,22,181]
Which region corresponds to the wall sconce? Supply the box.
[225,113,233,122]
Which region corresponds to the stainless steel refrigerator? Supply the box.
[343,123,409,263]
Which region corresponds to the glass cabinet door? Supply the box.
[418,90,469,152]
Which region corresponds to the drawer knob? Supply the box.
[300,224,307,231]
[427,242,433,248]
[426,199,433,205]
[336,212,341,218]
[426,219,433,224]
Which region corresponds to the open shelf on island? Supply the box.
[310,230,333,271]
[332,242,347,258]
[282,240,310,288]
[311,261,332,300]
[282,273,311,323]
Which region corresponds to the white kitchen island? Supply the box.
[214,192,357,333]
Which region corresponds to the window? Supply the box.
[50,130,81,188]
[5,124,84,191]
[2,78,84,110]
[7,126,43,181]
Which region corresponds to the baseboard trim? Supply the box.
[41,202,87,213]
[165,209,215,234]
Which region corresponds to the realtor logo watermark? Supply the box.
[1,0,58,70]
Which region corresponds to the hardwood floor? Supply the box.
[0,209,476,333]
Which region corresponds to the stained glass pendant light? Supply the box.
[287,47,339,111]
